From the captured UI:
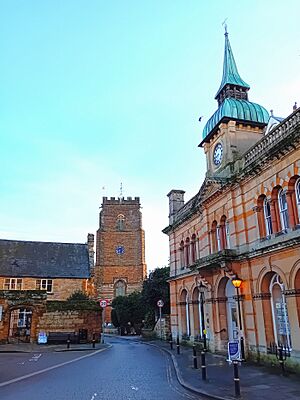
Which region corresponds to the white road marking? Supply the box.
[29,353,42,362]
[131,386,138,391]
[90,393,98,400]
[0,346,111,388]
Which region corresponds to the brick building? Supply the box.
[94,196,147,321]
[163,30,300,366]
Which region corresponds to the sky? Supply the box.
[0,1,299,272]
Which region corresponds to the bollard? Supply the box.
[176,336,180,355]
[67,334,71,349]
[92,333,96,349]
[233,360,241,397]
[193,345,198,369]
[201,350,207,380]
[169,334,173,350]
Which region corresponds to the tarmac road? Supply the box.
[0,336,204,400]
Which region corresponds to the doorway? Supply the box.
[9,308,32,343]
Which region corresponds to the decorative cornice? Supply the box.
[253,292,271,300]
[284,288,300,297]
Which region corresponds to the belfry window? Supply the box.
[116,214,125,231]
[263,198,273,236]
[278,190,289,231]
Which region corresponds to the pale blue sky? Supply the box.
[0,1,299,271]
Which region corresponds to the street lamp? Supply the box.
[231,276,245,360]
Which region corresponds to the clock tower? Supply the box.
[199,29,269,178]
[94,196,147,321]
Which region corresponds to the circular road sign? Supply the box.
[100,299,107,308]
[157,299,164,308]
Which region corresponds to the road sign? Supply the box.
[227,341,240,362]
[100,299,107,308]
[157,299,164,308]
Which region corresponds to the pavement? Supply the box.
[1,336,300,400]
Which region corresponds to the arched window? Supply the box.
[191,234,197,263]
[211,221,218,253]
[179,241,185,269]
[185,238,190,266]
[225,221,231,249]
[263,197,273,236]
[296,179,300,222]
[270,274,291,347]
[180,289,190,337]
[216,225,222,251]
[114,280,126,297]
[116,214,125,231]
[278,190,289,231]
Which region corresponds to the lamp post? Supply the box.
[199,282,207,350]
[231,276,245,360]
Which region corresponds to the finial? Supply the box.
[120,182,123,197]
[293,102,297,111]
[270,109,274,116]
[222,18,228,35]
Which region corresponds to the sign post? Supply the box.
[99,299,107,344]
[227,341,241,397]
[157,299,164,340]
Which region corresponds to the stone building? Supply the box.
[94,196,147,321]
[163,30,300,366]
[0,235,97,343]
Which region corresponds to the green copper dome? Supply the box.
[200,31,269,144]
[202,98,269,140]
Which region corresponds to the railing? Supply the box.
[244,109,300,167]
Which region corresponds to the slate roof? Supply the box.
[0,239,90,279]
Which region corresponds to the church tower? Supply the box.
[199,28,269,178]
[94,196,147,321]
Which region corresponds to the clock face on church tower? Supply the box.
[213,142,223,166]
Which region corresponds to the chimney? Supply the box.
[167,190,185,225]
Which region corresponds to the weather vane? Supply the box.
[120,182,123,197]
[222,18,228,34]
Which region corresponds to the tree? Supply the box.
[142,266,170,315]
[111,291,146,334]
[111,266,170,332]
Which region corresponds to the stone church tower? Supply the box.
[94,196,147,321]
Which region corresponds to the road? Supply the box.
[0,336,202,400]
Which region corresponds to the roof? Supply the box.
[201,98,269,143]
[215,32,250,99]
[0,239,91,278]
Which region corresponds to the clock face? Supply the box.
[213,143,223,166]
[115,245,125,255]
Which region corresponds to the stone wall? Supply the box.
[37,310,101,342]
[0,277,89,301]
